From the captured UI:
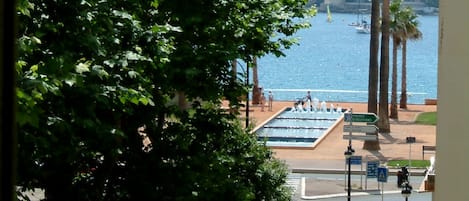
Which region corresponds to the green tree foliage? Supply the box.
[16,0,174,199]
[155,0,314,105]
[16,0,314,200]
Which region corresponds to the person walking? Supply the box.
[268,91,274,111]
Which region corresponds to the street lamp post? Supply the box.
[245,61,249,128]
[344,108,355,201]
[344,146,354,201]
[401,181,412,201]
[406,136,416,181]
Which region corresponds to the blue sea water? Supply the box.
[257,12,438,104]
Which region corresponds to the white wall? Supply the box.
[434,1,469,200]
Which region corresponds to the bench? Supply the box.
[422,145,436,160]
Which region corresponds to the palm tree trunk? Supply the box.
[230,60,240,114]
[232,60,237,81]
[367,0,380,114]
[378,0,391,133]
[251,57,261,105]
[363,0,381,151]
[400,39,408,109]
[390,38,399,119]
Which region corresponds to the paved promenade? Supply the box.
[246,100,437,200]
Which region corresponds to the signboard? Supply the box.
[377,167,388,182]
[344,125,378,133]
[367,161,379,178]
[345,155,362,165]
[344,113,379,123]
[343,134,378,141]
[406,136,416,143]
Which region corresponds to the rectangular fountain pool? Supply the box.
[254,107,343,148]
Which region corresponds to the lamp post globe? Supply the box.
[344,149,353,158]
[401,182,412,201]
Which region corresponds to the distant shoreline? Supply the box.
[311,2,439,16]
[316,10,439,16]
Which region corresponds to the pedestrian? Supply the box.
[305,91,312,102]
[268,91,273,111]
[303,91,312,108]
[260,93,266,112]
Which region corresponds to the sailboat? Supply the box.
[355,25,370,34]
[353,8,370,34]
[326,4,332,23]
[347,0,370,33]
[355,16,370,34]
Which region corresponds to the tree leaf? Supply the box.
[75,62,91,74]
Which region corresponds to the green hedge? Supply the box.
[387,160,430,168]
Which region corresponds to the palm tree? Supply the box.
[378,0,391,133]
[251,56,261,105]
[390,1,422,118]
[232,60,237,81]
[389,0,404,119]
[399,8,422,109]
[230,59,239,114]
[390,41,399,119]
[363,0,381,150]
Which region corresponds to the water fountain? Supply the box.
[296,103,304,112]
[312,97,319,112]
[320,101,327,112]
[255,105,343,148]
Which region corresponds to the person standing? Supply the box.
[305,91,312,102]
[304,91,312,109]
[268,91,274,111]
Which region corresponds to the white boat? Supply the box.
[355,23,370,34]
